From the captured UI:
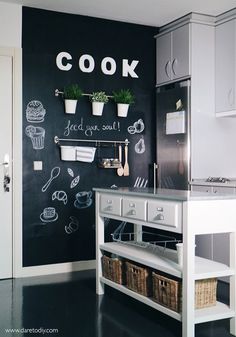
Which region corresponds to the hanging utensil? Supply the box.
[123,144,129,176]
[117,145,124,176]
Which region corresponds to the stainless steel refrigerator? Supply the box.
[156,79,190,190]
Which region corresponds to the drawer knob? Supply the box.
[157,207,163,212]
[106,206,113,211]
[107,199,113,204]
[129,210,136,216]
[129,203,135,208]
[155,214,164,221]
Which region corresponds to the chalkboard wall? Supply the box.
[22,7,157,267]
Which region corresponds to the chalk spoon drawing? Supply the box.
[26,100,46,123]
[65,216,79,234]
[42,167,61,192]
[25,125,45,150]
[40,207,58,223]
[135,137,146,154]
[52,191,68,205]
[128,119,145,134]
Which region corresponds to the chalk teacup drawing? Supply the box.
[40,207,58,222]
[65,216,79,234]
[26,100,46,123]
[25,125,45,150]
[74,191,93,209]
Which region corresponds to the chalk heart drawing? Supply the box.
[25,125,45,150]
[42,167,61,192]
[135,137,146,154]
[40,207,58,223]
[52,191,68,205]
[70,175,80,189]
[65,216,79,234]
[26,100,46,123]
[67,168,74,178]
[74,191,93,209]
[128,119,145,135]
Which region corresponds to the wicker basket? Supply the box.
[126,261,151,297]
[102,255,125,285]
[152,272,181,312]
[195,278,217,309]
[152,272,217,312]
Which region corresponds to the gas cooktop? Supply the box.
[206,177,230,183]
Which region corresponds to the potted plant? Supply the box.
[90,91,109,116]
[63,83,83,114]
[112,89,135,117]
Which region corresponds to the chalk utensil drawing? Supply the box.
[42,167,61,192]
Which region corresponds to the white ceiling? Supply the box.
[3,0,236,26]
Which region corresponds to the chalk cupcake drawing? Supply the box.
[135,137,146,154]
[26,100,46,123]
[42,167,61,192]
[25,125,45,150]
[65,216,79,234]
[52,190,68,205]
[74,191,93,209]
[40,207,58,223]
[128,119,145,134]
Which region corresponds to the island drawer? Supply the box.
[122,197,147,221]
[100,194,122,216]
[147,200,182,229]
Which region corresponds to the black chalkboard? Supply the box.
[22,7,157,267]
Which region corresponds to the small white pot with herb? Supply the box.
[113,89,135,117]
[64,84,83,114]
[90,91,109,116]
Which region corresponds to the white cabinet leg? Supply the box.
[230,232,236,335]
[96,193,105,295]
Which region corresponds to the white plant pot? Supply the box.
[117,103,129,117]
[65,99,77,114]
[92,102,104,116]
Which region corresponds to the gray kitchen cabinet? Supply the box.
[156,24,190,85]
[215,18,236,117]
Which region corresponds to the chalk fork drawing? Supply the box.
[26,100,46,123]
[70,175,80,189]
[65,216,79,234]
[134,177,148,188]
[135,137,146,154]
[40,207,58,223]
[25,125,45,150]
[128,119,145,134]
[52,191,68,205]
[67,168,74,178]
[42,167,61,192]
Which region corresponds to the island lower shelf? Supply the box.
[101,276,235,324]
[100,242,235,280]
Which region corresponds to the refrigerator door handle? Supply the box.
[153,163,159,192]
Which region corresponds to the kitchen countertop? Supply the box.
[190,179,236,188]
[93,187,236,201]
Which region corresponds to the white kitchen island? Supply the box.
[94,187,236,337]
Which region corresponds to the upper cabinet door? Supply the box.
[156,24,190,86]
[156,32,172,85]
[172,25,190,81]
[215,19,236,116]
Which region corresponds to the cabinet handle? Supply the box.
[172,58,178,76]
[165,61,171,79]
[228,88,235,107]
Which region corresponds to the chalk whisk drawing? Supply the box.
[25,125,45,150]
[42,167,61,192]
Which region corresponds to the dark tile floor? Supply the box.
[0,270,233,337]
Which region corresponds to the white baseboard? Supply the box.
[14,259,96,278]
